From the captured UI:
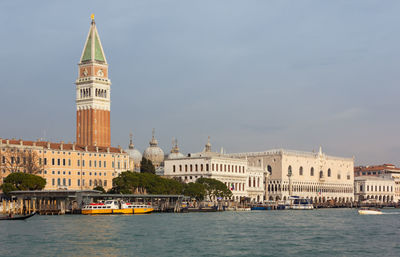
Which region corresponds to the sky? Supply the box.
[0,0,399,165]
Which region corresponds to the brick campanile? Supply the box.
[75,15,111,147]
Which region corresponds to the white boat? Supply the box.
[358,208,382,215]
[281,196,313,210]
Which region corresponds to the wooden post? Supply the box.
[33,199,36,213]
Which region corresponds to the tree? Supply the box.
[1,172,46,195]
[140,157,155,174]
[93,186,106,193]
[196,177,232,200]
[1,146,43,174]
[183,182,206,201]
[110,171,184,195]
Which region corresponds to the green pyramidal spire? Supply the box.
[80,16,107,63]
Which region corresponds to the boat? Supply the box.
[0,212,36,220]
[358,208,382,215]
[82,200,153,215]
[277,196,314,210]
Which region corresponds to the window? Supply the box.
[52,171,55,174]
[267,165,272,175]
[104,161,106,168]
[99,161,101,168]
[310,167,314,176]
[52,158,55,165]
[77,160,80,166]
[173,165,176,172]
[63,178,66,186]
[94,160,97,168]
[206,164,209,172]
[337,174,341,179]
[89,180,92,186]
[78,179,80,186]
[89,160,92,167]
[57,178,60,186]
[57,159,60,166]
[319,171,323,179]
[299,166,303,176]
[63,159,66,166]
[68,159,71,166]
[52,178,55,186]
[328,169,331,177]
[190,165,193,172]
[104,180,107,187]
[82,160,85,167]
[288,166,292,176]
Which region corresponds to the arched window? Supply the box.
[200,164,203,171]
[328,168,331,177]
[267,165,272,175]
[185,165,187,172]
[257,178,260,187]
[195,164,198,171]
[310,167,314,176]
[206,164,209,171]
[249,177,251,187]
[179,165,182,172]
[299,166,303,176]
[173,165,176,172]
[319,170,323,179]
[253,177,256,187]
[190,165,193,172]
[288,165,292,176]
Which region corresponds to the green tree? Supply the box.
[1,172,46,195]
[140,157,156,174]
[183,182,206,201]
[93,186,106,193]
[110,171,184,195]
[196,177,232,200]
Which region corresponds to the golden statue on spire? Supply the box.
[91,14,95,20]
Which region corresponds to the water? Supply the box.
[1,209,399,257]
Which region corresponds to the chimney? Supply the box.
[19,139,23,146]
[107,147,110,154]
[6,140,9,145]
[72,143,76,151]
[47,142,51,149]
[96,146,99,153]
[60,141,64,151]
[85,146,88,152]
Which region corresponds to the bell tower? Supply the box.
[76,14,111,147]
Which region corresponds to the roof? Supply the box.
[0,138,125,154]
[354,176,394,182]
[354,164,400,172]
[80,19,106,63]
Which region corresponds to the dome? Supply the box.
[168,138,185,159]
[143,129,164,167]
[126,133,142,170]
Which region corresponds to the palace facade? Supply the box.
[229,147,355,203]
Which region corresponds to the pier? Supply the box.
[0,190,188,215]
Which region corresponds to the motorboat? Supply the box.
[82,200,153,215]
[358,208,382,215]
[278,196,314,210]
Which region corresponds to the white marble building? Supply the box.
[354,176,397,203]
[229,147,355,204]
[164,139,265,202]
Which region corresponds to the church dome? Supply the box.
[143,129,164,167]
[126,133,142,170]
[168,138,185,159]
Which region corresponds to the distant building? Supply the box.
[164,138,265,202]
[354,176,398,203]
[354,164,400,203]
[228,147,355,204]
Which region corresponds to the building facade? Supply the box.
[0,139,128,191]
[229,148,355,203]
[164,140,265,202]
[354,176,398,203]
[76,16,111,147]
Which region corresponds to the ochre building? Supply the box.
[0,139,128,191]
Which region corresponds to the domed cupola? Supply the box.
[168,138,185,159]
[125,133,142,171]
[143,129,164,167]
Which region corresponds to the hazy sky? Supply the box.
[1,1,399,165]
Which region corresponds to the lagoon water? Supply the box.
[1,209,399,257]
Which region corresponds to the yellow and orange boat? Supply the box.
[82,200,154,215]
